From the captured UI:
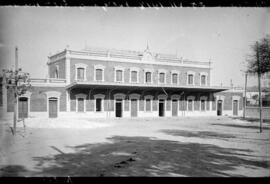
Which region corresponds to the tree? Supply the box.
[246,35,270,133]
[2,68,31,135]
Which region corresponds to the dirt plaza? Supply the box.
[0,116,270,177]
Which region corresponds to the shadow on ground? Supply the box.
[160,129,236,139]
[18,136,268,177]
[230,117,270,123]
[211,123,270,130]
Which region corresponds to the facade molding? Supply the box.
[114,93,126,99]
[45,91,61,98]
[68,53,210,69]
[158,94,167,99]
[20,91,32,98]
[171,94,180,99]
[200,96,208,100]
[144,95,154,99]
[232,95,241,101]
[129,93,140,99]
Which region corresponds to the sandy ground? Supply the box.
[0,116,270,177]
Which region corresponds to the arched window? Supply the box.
[77,67,85,80]
[75,63,87,81]
[94,65,105,82]
[145,72,152,83]
[114,66,125,83]
[130,67,139,83]
[187,71,195,85]
[159,72,165,83]
[200,72,208,86]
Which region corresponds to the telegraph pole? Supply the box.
[243,72,247,119]
[256,42,263,133]
[13,46,18,135]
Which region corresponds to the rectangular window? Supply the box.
[131,71,138,83]
[172,73,178,84]
[188,74,193,85]
[201,100,205,111]
[96,69,103,81]
[55,69,59,78]
[188,100,193,111]
[96,98,102,112]
[116,70,123,82]
[77,68,84,80]
[145,72,151,83]
[159,73,165,83]
[201,75,206,85]
[145,99,151,111]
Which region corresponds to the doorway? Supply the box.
[217,100,223,116]
[49,97,58,118]
[233,100,238,116]
[131,99,138,117]
[115,99,122,118]
[172,99,178,116]
[77,98,84,112]
[159,99,165,117]
[18,97,28,119]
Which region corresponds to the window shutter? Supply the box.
[96,69,103,81]
[131,71,137,82]
[172,73,177,84]
[116,70,122,82]
[159,73,165,83]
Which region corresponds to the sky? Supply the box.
[0,7,269,87]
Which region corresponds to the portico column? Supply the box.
[209,93,212,111]
[65,50,71,84]
[66,89,70,112]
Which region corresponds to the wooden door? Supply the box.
[49,98,58,118]
[77,98,84,112]
[131,99,138,117]
[217,100,222,116]
[115,100,122,117]
[159,100,164,117]
[19,97,28,118]
[172,99,178,116]
[233,100,238,116]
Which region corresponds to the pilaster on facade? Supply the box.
[65,49,71,84]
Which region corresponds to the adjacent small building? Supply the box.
[1,46,244,119]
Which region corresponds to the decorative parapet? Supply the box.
[29,78,67,87]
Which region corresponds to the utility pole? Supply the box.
[256,42,263,133]
[243,72,247,119]
[13,46,18,135]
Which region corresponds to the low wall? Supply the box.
[246,107,270,119]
